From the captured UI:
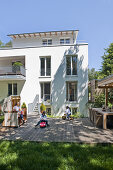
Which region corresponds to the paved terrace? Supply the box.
[0,113,113,143]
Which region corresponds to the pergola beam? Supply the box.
[18,35,21,38]
[28,34,31,37]
[13,35,16,39]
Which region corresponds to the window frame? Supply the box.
[40,56,51,77]
[66,55,77,76]
[42,39,52,45]
[66,81,77,102]
[40,82,51,102]
[60,38,70,44]
[8,83,17,96]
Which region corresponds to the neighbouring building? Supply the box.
[0,30,88,116]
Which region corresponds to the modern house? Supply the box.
[0,30,88,116]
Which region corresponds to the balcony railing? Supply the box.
[0,66,26,76]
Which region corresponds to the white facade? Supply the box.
[0,30,88,116]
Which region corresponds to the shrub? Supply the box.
[40,103,46,112]
[21,102,27,109]
[13,62,23,66]
[94,93,105,107]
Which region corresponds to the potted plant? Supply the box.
[21,102,27,120]
[13,62,23,73]
[40,103,46,113]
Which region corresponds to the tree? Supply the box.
[101,43,113,77]
[88,68,99,81]
[0,40,12,48]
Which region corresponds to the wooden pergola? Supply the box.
[8,30,79,39]
[98,74,113,106]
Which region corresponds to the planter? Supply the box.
[23,108,27,121]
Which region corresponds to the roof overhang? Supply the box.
[98,74,113,88]
[8,30,79,39]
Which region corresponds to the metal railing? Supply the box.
[0,66,26,76]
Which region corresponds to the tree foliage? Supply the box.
[0,40,12,47]
[88,68,99,81]
[101,43,113,77]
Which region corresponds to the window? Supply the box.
[48,39,52,45]
[66,82,77,101]
[66,55,77,75]
[42,39,47,45]
[60,39,64,44]
[42,39,52,45]
[46,107,51,115]
[8,84,12,96]
[8,83,17,96]
[60,38,70,44]
[40,57,51,76]
[13,83,17,95]
[65,39,70,44]
[40,82,51,101]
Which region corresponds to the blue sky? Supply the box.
[0,0,113,71]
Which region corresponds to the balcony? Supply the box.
[0,65,26,80]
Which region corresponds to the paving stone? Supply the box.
[0,113,113,143]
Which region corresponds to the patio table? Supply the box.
[92,108,113,129]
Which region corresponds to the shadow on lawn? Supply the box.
[0,140,113,170]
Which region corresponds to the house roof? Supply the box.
[8,29,79,39]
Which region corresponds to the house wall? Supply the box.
[12,34,74,48]
[0,80,25,101]
[0,44,88,116]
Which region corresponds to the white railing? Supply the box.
[0,66,26,76]
[28,94,39,113]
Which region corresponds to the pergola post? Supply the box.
[105,88,108,107]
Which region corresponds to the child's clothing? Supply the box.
[65,108,71,119]
[35,113,49,126]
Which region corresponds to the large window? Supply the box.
[66,82,77,101]
[42,39,52,45]
[40,82,51,102]
[40,57,51,76]
[66,55,77,75]
[8,83,17,96]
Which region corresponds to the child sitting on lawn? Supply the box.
[35,111,49,127]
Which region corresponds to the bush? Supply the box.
[13,62,23,66]
[94,93,105,107]
[21,102,27,109]
[40,103,46,112]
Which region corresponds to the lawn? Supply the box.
[0,141,113,170]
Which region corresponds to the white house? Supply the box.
[0,30,88,116]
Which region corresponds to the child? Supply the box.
[65,106,71,119]
[35,111,49,127]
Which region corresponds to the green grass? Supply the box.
[0,115,4,124]
[0,141,113,170]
